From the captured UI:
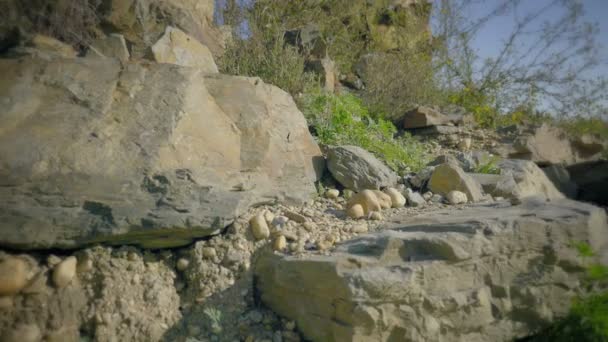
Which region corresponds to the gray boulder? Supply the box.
[0,56,323,249]
[326,146,398,191]
[256,198,608,341]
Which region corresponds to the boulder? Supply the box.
[501,124,605,165]
[0,56,323,249]
[326,146,398,191]
[493,159,565,202]
[87,34,130,63]
[402,106,451,129]
[151,26,218,72]
[428,163,484,202]
[102,0,226,58]
[255,198,608,342]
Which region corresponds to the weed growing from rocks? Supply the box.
[301,90,430,173]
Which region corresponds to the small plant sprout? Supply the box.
[203,307,223,334]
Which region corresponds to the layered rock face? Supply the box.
[0,56,323,249]
[256,198,608,342]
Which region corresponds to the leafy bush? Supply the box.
[474,155,501,175]
[302,90,429,173]
[218,3,318,96]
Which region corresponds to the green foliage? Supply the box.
[218,2,318,95]
[203,307,222,334]
[302,90,429,173]
[474,155,501,174]
[559,117,608,141]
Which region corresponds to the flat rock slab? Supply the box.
[0,56,323,249]
[255,198,608,342]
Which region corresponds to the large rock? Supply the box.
[428,163,484,202]
[493,159,565,202]
[402,106,451,129]
[151,26,218,72]
[102,0,227,58]
[255,199,608,342]
[326,146,398,191]
[500,124,605,165]
[0,56,323,249]
[542,164,578,198]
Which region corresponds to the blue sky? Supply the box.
[461,0,607,72]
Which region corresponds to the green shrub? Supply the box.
[218,2,319,95]
[474,155,501,174]
[302,90,429,173]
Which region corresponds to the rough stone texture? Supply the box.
[0,56,322,249]
[428,163,484,202]
[152,26,218,72]
[494,159,565,202]
[30,34,77,58]
[87,34,130,63]
[102,0,227,58]
[327,146,398,191]
[256,198,608,342]
[402,106,451,129]
[542,164,578,198]
[500,124,606,165]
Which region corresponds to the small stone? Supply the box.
[325,189,340,199]
[202,247,217,259]
[271,216,289,229]
[458,137,472,151]
[47,255,62,267]
[384,187,406,208]
[302,222,316,232]
[422,191,433,201]
[352,224,369,233]
[347,190,381,216]
[52,256,77,288]
[176,258,190,271]
[0,257,29,295]
[250,214,270,241]
[431,194,444,203]
[405,189,426,207]
[283,210,308,223]
[347,204,365,219]
[264,211,275,224]
[273,235,287,251]
[22,271,47,294]
[373,190,392,209]
[369,212,383,221]
[446,190,468,204]
[76,257,94,273]
[127,251,138,261]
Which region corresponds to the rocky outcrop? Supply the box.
[255,198,608,342]
[495,159,564,202]
[326,146,398,191]
[0,56,323,249]
[497,123,606,165]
